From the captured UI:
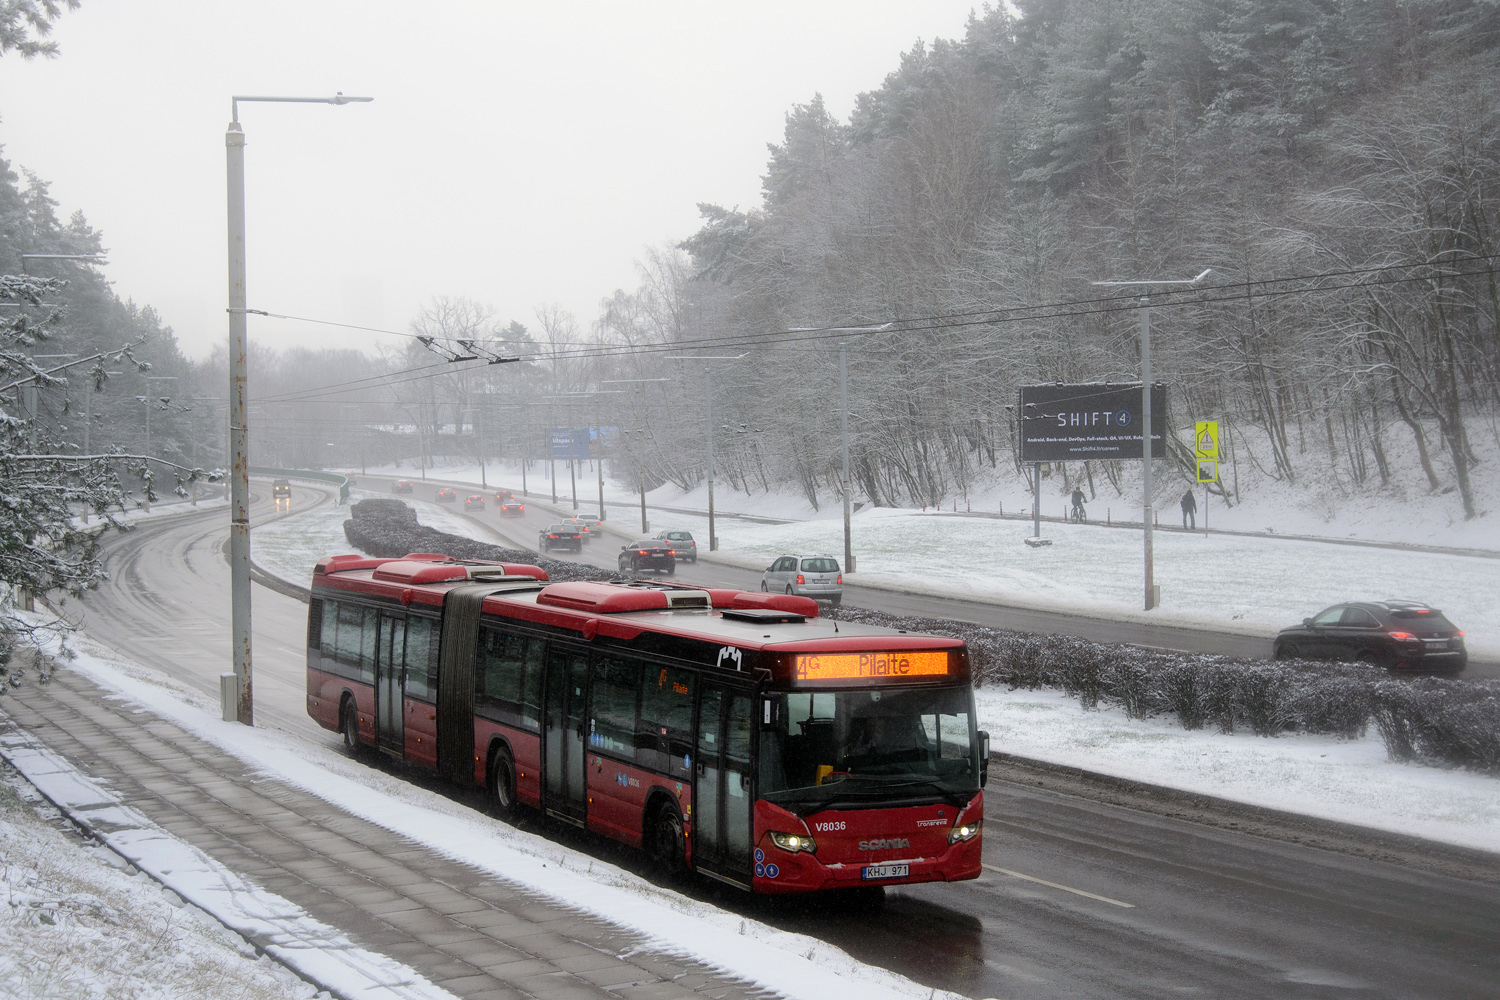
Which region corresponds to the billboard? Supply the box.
[549,427,592,460]
[1018,383,1167,462]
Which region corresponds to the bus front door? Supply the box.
[694,683,754,883]
[543,648,588,825]
[375,614,406,757]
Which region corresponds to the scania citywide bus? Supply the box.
[307,553,988,894]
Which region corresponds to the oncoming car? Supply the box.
[499,500,525,516]
[762,554,842,605]
[618,539,675,575]
[391,479,414,494]
[271,478,292,500]
[464,494,486,511]
[539,524,584,553]
[1275,601,1466,673]
[435,488,457,503]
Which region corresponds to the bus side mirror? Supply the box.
[978,730,991,787]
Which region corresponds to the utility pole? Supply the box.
[1093,269,1212,611]
[705,367,716,551]
[840,343,854,572]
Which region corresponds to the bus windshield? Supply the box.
[759,686,977,812]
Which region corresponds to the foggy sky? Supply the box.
[0,1,980,358]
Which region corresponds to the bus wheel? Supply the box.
[341,700,361,754]
[649,803,686,876]
[490,748,518,818]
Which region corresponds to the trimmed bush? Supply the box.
[342,499,619,584]
[826,604,1496,775]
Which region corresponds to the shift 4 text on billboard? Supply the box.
[1019,383,1167,461]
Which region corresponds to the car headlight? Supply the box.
[947,820,982,844]
[768,831,817,854]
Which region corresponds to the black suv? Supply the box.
[271,478,292,499]
[618,540,675,575]
[539,524,583,553]
[1275,601,1466,672]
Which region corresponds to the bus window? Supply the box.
[318,599,338,664]
[334,602,364,679]
[640,666,694,776]
[590,658,640,756]
[404,617,436,700]
[477,629,527,719]
[520,639,544,730]
[359,607,378,685]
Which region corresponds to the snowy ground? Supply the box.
[292,473,1500,661]
[10,619,971,1000]
[976,686,1500,854]
[249,503,1500,854]
[0,757,323,1000]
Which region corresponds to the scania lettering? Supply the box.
[306,554,987,895]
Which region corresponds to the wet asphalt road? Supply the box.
[67,479,1500,999]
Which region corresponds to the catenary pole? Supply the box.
[225,93,370,726]
[840,343,853,572]
[706,367,716,552]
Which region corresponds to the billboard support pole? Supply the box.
[1032,462,1041,538]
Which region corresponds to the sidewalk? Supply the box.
[0,668,780,1000]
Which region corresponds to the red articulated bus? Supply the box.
[307,553,988,894]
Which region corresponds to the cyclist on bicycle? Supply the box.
[1070,487,1086,523]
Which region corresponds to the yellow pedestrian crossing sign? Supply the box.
[1197,460,1219,483]
[1195,421,1219,459]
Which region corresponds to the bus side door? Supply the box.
[543,647,589,826]
[375,613,406,757]
[694,682,755,883]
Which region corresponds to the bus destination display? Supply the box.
[794,650,949,682]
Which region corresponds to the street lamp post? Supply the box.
[225,92,371,726]
[1092,270,1211,611]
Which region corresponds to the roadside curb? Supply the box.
[990,748,1500,882]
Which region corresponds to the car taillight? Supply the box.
[549,534,558,538]
[796,574,805,584]
[638,550,649,555]
[1388,631,1417,640]
[836,575,842,584]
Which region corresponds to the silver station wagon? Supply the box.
[760,553,843,605]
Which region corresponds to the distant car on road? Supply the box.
[1275,601,1466,672]
[761,553,843,605]
[539,524,584,553]
[435,488,457,503]
[618,539,675,575]
[391,479,413,494]
[271,478,292,499]
[562,517,594,541]
[499,500,525,516]
[576,514,602,535]
[655,530,697,563]
[493,489,514,502]
[464,494,485,511]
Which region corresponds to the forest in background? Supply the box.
[8,1,1500,526]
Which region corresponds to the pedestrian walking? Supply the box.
[1181,488,1197,529]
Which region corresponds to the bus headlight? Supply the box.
[948,821,982,844]
[769,831,817,854]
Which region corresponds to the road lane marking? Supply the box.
[982,863,1135,908]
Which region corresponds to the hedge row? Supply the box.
[826,605,1500,775]
[342,499,619,584]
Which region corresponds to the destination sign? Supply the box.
[1018,383,1167,462]
[793,650,950,682]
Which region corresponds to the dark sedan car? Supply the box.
[391,479,413,494]
[539,524,584,553]
[464,494,485,511]
[499,500,525,516]
[1275,601,1466,672]
[618,539,675,575]
[435,488,457,502]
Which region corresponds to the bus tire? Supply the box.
[648,801,686,876]
[340,698,361,754]
[490,746,518,818]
